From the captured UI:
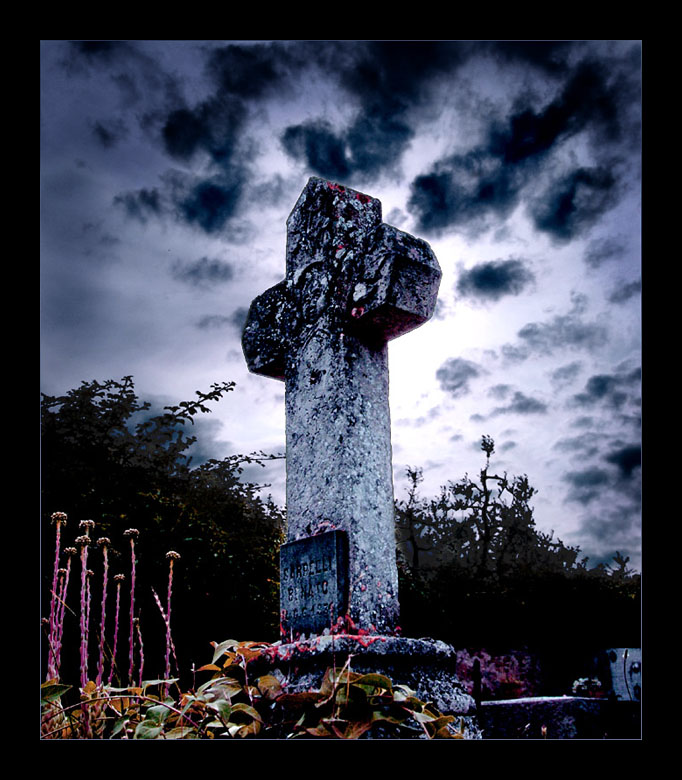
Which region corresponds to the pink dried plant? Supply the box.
[134,617,145,688]
[95,537,111,686]
[54,547,77,678]
[108,574,125,685]
[75,529,94,688]
[46,512,67,680]
[164,551,181,691]
[123,528,139,686]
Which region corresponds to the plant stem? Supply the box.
[96,540,110,686]
[108,576,124,686]
[124,530,139,686]
[47,512,67,680]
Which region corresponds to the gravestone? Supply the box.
[605,648,641,702]
[242,178,479,736]
[243,176,441,637]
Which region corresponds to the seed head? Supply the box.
[114,574,126,582]
[96,537,111,548]
[75,535,91,547]
[79,519,95,530]
[64,547,78,557]
[57,568,67,576]
[51,512,68,525]
[86,569,95,578]
[165,551,181,560]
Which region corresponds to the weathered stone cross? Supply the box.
[242,177,440,635]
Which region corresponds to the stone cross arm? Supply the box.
[242,177,441,380]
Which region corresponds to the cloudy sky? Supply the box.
[40,40,642,570]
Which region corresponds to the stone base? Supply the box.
[250,634,482,739]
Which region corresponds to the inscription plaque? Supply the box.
[280,530,348,637]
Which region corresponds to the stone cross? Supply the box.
[242,177,441,635]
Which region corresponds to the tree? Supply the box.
[395,436,640,656]
[41,377,284,686]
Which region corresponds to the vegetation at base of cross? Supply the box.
[41,650,464,739]
[41,515,463,739]
[395,436,640,678]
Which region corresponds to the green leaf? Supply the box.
[144,704,172,724]
[211,639,240,664]
[229,703,262,722]
[353,673,393,692]
[111,717,128,737]
[134,721,165,739]
[207,699,233,719]
[40,682,72,704]
[257,674,282,699]
[164,726,199,739]
[140,677,179,690]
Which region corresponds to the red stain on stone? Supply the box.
[356,192,371,204]
[350,307,365,318]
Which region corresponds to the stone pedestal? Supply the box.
[250,634,482,739]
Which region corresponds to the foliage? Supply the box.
[395,436,641,654]
[41,377,284,686]
[41,639,465,739]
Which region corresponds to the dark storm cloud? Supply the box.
[408,153,522,235]
[281,121,352,180]
[92,118,129,148]
[584,235,625,268]
[605,444,641,478]
[515,294,609,358]
[501,294,608,363]
[196,315,232,330]
[161,96,247,166]
[550,361,582,388]
[563,467,611,504]
[171,256,236,287]
[116,168,248,237]
[177,175,245,234]
[529,165,619,242]
[486,40,576,74]
[196,307,248,330]
[113,187,162,223]
[230,306,249,330]
[572,365,640,410]
[553,432,601,459]
[280,41,471,181]
[64,40,183,113]
[608,278,641,304]
[68,40,128,62]
[436,357,482,398]
[408,48,639,237]
[456,258,534,302]
[491,391,548,416]
[488,384,512,399]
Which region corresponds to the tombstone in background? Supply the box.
[605,648,642,702]
[243,178,478,736]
